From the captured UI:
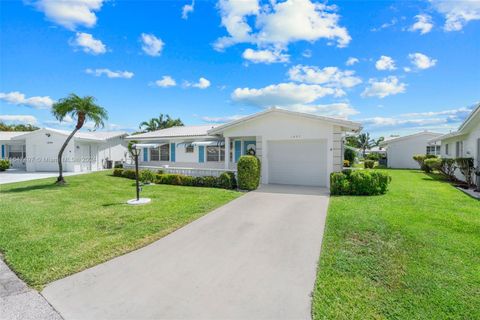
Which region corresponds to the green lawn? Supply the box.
[312,170,480,319]
[0,171,241,289]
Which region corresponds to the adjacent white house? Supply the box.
[127,108,361,187]
[0,128,128,172]
[379,131,443,169]
[430,103,480,183]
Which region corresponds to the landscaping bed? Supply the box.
[312,169,480,319]
[0,170,241,289]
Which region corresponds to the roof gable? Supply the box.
[126,125,219,140]
[380,131,443,146]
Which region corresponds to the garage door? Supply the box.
[268,140,327,187]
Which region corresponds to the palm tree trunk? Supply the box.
[56,128,80,184]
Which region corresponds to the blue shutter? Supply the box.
[198,146,205,163]
[170,143,176,162]
[234,141,241,162]
[1,145,4,159]
[244,141,256,155]
[143,148,148,162]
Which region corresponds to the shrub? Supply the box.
[0,159,10,171]
[218,172,237,189]
[424,158,442,172]
[237,155,261,190]
[139,170,155,184]
[455,157,475,187]
[122,169,137,180]
[364,160,375,169]
[330,170,391,196]
[343,160,350,167]
[344,148,356,163]
[113,168,124,177]
[114,163,123,169]
[156,173,184,185]
[439,158,456,181]
[366,153,380,161]
[157,169,165,175]
[203,176,219,188]
[413,154,437,172]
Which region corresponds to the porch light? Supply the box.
[127,144,152,205]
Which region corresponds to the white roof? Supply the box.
[431,103,480,143]
[0,131,31,141]
[208,107,361,134]
[379,131,443,146]
[127,125,219,140]
[11,128,127,142]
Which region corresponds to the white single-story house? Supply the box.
[127,108,361,187]
[379,131,443,169]
[429,103,480,184]
[0,128,128,172]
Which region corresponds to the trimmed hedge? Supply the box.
[139,170,155,184]
[364,160,375,169]
[330,170,391,196]
[237,155,261,190]
[113,168,124,177]
[424,158,442,172]
[0,159,10,171]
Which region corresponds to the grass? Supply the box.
[312,170,480,319]
[0,171,241,289]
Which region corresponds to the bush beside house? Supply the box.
[237,155,261,191]
[330,169,391,196]
[0,159,10,171]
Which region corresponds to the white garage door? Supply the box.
[268,139,327,187]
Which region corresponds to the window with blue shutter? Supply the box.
[143,148,148,162]
[170,143,176,162]
[198,146,205,163]
[234,141,241,162]
[1,145,4,159]
[244,141,256,155]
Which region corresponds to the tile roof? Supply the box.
[126,125,220,139]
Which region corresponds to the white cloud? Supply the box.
[375,55,396,71]
[0,115,38,125]
[371,18,398,32]
[70,32,107,55]
[242,48,289,64]
[154,76,177,88]
[214,0,351,51]
[0,91,54,109]
[85,68,134,79]
[408,52,437,70]
[182,0,195,19]
[362,76,406,98]
[185,77,211,89]
[288,65,362,88]
[410,14,434,34]
[430,0,480,31]
[232,82,341,107]
[302,49,313,58]
[200,114,246,123]
[346,57,359,66]
[140,33,164,56]
[32,0,104,30]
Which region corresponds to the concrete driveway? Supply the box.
[0,169,84,184]
[42,184,330,320]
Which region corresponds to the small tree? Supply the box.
[51,94,108,184]
[344,148,356,164]
[455,158,475,187]
[357,133,375,158]
[439,158,457,181]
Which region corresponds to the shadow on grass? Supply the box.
[102,202,127,207]
[1,183,62,193]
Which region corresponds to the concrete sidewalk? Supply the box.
[43,184,330,320]
[0,170,87,185]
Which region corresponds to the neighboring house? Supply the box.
[430,103,480,184]
[379,131,443,169]
[366,145,387,156]
[127,108,361,187]
[0,128,128,172]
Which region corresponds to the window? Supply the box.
[455,141,463,157]
[150,148,159,161]
[8,144,25,158]
[426,145,441,156]
[206,146,225,162]
[160,144,170,161]
[185,145,194,153]
[445,144,449,155]
[229,141,233,162]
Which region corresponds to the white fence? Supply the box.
[123,164,236,178]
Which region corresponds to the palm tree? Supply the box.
[51,94,108,184]
[139,114,184,132]
[139,118,159,132]
[357,132,375,157]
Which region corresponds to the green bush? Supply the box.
[114,163,123,169]
[218,172,237,189]
[139,170,155,184]
[330,170,391,196]
[237,155,261,190]
[413,154,437,172]
[424,158,442,172]
[0,159,10,171]
[455,157,475,186]
[439,158,456,181]
[156,173,184,185]
[364,160,375,169]
[113,168,124,177]
[344,148,356,163]
[122,169,137,179]
[366,153,380,161]
[157,169,165,175]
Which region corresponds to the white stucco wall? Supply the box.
[220,112,336,186]
[385,133,441,169]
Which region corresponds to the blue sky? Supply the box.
[0,0,479,138]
